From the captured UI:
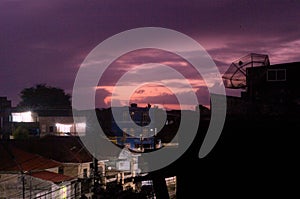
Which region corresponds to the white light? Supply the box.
[75,122,86,134]
[12,111,33,122]
[56,123,72,133]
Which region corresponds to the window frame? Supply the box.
[267,69,286,81]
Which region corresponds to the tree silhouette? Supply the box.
[18,84,71,110]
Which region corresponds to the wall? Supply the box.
[62,164,79,178]
[78,162,91,179]
[0,174,20,199]
[38,116,75,136]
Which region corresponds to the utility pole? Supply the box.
[22,173,25,199]
[1,142,26,199]
[92,156,100,198]
[29,171,32,199]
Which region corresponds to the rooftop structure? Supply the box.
[222,53,270,89]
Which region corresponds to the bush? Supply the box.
[12,126,29,140]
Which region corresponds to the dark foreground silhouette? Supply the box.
[148,118,299,198]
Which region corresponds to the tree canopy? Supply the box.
[18,84,71,110]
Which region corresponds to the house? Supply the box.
[0,171,78,199]
[0,143,81,199]
[222,53,300,121]
[10,110,40,137]
[36,109,86,137]
[11,136,95,178]
[9,108,86,137]
[28,171,78,199]
[10,136,113,195]
[111,103,153,137]
[103,103,161,151]
[104,147,141,191]
[245,61,300,119]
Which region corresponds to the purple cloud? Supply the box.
[1,0,299,107]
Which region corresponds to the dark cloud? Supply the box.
[1,0,300,107]
[98,49,206,88]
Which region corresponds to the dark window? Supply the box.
[267,69,286,81]
[58,167,64,174]
[83,168,88,178]
[143,144,152,149]
[49,126,54,132]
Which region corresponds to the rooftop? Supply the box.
[30,170,74,183]
[0,143,61,172]
[11,136,93,163]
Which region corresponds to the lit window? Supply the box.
[56,123,72,133]
[267,69,286,81]
[75,122,86,133]
[12,111,34,122]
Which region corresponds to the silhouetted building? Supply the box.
[0,140,83,198]
[223,53,300,121]
[111,104,158,152]
[97,104,165,152]
[0,97,11,139]
[9,108,87,137]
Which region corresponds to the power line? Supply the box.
[9,158,111,199]
[0,142,26,199]
[5,170,88,199]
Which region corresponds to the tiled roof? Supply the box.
[30,170,74,183]
[0,143,61,172]
[12,136,94,163]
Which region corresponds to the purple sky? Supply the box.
[1,0,300,108]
